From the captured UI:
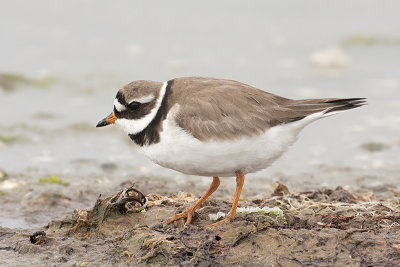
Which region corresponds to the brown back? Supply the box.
[164,77,347,141]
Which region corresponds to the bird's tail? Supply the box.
[285,97,367,118]
[320,98,367,116]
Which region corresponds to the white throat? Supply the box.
[115,81,168,135]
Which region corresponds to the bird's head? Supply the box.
[96,80,167,135]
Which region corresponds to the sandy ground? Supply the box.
[1,172,400,266]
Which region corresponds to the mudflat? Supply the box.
[1,172,400,266]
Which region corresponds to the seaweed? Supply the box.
[39,175,70,187]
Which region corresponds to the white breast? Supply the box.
[141,109,325,177]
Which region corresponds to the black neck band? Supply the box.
[128,80,173,146]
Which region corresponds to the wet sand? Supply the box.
[1,177,400,266]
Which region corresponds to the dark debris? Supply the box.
[29,231,46,245]
[111,185,147,213]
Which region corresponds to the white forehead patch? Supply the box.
[130,94,155,104]
[114,98,126,112]
[115,81,168,135]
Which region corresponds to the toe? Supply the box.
[185,213,193,225]
[208,217,232,227]
[163,210,192,225]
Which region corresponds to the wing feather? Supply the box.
[165,77,365,141]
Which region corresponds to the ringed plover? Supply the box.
[97,77,366,226]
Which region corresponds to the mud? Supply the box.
[1,184,400,266]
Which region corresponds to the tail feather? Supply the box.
[324,98,366,104]
[323,98,367,115]
[284,97,367,121]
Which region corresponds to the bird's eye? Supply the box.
[128,101,141,110]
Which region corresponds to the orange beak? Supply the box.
[96,113,117,127]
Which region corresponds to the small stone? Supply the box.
[392,244,400,249]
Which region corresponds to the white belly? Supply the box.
[141,111,324,177]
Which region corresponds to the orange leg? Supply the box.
[163,176,220,225]
[209,170,245,227]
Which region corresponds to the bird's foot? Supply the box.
[208,215,233,227]
[163,208,195,225]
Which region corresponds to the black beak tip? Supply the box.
[96,118,109,128]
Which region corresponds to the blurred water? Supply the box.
[0,0,399,180]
